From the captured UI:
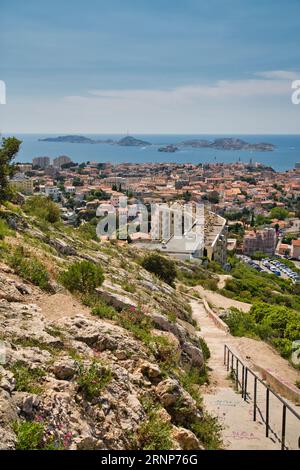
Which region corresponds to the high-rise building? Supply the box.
[243,228,277,256]
[53,155,72,168]
[32,156,50,169]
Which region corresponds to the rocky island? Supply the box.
[38,135,275,152]
[180,138,275,152]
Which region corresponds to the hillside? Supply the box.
[0,201,221,450]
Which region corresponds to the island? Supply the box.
[180,138,275,152]
[38,135,275,152]
[39,135,114,144]
[158,145,178,153]
[116,136,151,146]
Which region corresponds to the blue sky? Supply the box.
[1,0,300,133]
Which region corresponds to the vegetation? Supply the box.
[24,195,61,224]
[189,413,223,450]
[198,337,211,361]
[136,402,173,450]
[10,362,45,394]
[0,137,21,203]
[59,260,104,294]
[225,303,300,360]
[269,206,289,220]
[220,258,300,311]
[77,361,112,402]
[141,253,177,287]
[0,219,12,240]
[8,246,50,290]
[13,421,45,450]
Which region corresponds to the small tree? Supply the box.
[60,260,104,294]
[0,137,22,203]
[141,253,177,287]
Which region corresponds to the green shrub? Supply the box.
[199,278,218,291]
[77,221,98,241]
[77,362,111,402]
[189,413,223,450]
[0,219,11,240]
[198,337,210,361]
[24,195,61,223]
[59,260,104,294]
[13,421,45,450]
[122,282,136,293]
[225,303,300,361]
[225,309,257,338]
[141,254,177,287]
[10,362,45,394]
[92,301,118,320]
[180,367,206,406]
[136,406,173,450]
[9,246,50,290]
[271,338,292,358]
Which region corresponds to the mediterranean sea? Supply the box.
[4,134,300,172]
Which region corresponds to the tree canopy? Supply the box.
[0,137,22,203]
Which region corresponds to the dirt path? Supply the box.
[34,292,91,321]
[191,299,300,450]
[192,285,251,312]
[217,274,232,290]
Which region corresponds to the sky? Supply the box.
[0,0,300,134]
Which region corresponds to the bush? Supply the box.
[24,195,61,223]
[225,303,300,361]
[13,421,45,450]
[10,362,45,394]
[77,361,111,402]
[189,413,223,450]
[136,404,173,450]
[0,219,11,240]
[59,260,104,294]
[225,309,257,338]
[141,254,177,287]
[198,337,210,361]
[9,246,50,290]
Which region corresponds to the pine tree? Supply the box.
[0,137,22,203]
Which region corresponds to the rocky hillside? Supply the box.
[0,203,221,450]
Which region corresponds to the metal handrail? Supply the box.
[224,344,300,450]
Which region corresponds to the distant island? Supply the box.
[179,138,275,152]
[39,135,275,151]
[117,136,151,146]
[39,135,114,144]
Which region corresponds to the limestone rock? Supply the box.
[155,379,202,425]
[172,427,204,450]
[52,357,77,380]
[181,342,204,369]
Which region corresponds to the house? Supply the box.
[291,239,300,260]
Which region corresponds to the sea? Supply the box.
[4,134,300,172]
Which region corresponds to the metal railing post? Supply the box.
[244,367,248,401]
[236,359,239,390]
[223,344,300,451]
[281,405,286,450]
[266,388,270,437]
[241,364,245,396]
[253,376,257,421]
[227,348,230,371]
